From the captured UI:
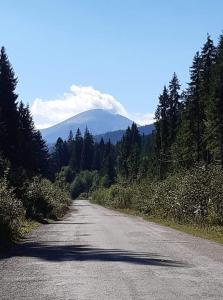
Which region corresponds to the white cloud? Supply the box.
[31,85,154,129]
[130,112,154,126]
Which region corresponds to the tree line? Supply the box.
[154,34,223,177]
[52,127,116,187]
[52,32,223,199]
[92,33,223,231]
[0,47,49,184]
[1,31,223,245]
[51,122,152,195]
[0,47,69,247]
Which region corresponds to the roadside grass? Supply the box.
[18,219,40,237]
[0,220,39,251]
[145,216,223,244]
[1,217,62,251]
[18,215,68,237]
[98,205,223,245]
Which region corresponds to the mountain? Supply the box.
[94,124,155,144]
[41,109,134,143]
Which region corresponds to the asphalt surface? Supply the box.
[0,200,223,300]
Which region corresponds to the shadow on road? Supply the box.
[49,222,95,225]
[0,242,188,268]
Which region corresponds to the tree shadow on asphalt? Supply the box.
[0,242,188,268]
[32,221,94,225]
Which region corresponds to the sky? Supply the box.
[0,0,223,128]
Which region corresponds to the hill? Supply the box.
[41,109,134,143]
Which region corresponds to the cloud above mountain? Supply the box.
[31,85,154,129]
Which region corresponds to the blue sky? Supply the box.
[0,0,222,128]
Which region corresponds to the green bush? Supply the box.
[0,180,24,247]
[55,166,75,191]
[92,184,133,209]
[100,175,111,188]
[70,170,99,199]
[92,166,223,226]
[23,177,70,220]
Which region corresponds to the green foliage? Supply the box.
[0,47,19,166]
[92,184,133,209]
[23,177,70,220]
[70,170,99,199]
[70,128,83,172]
[100,175,111,188]
[118,123,141,180]
[55,166,75,191]
[0,47,69,247]
[0,48,49,179]
[0,179,24,247]
[93,166,223,226]
[52,137,69,174]
[81,128,94,170]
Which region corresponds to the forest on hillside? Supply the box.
[0,47,70,248]
[1,31,223,248]
[51,32,223,232]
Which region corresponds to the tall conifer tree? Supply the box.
[81,128,94,170]
[0,47,19,164]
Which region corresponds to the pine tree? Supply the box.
[103,139,116,185]
[168,73,181,144]
[99,137,105,167]
[117,123,141,180]
[128,123,141,180]
[67,130,74,158]
[53,137,67,173]
[67,130,74,143]
[33,130,49,177]
[155,86,169,177]
[92,143,101,170]
[70,128,83,172]
[186,52,203,162]
[200,34,217,162]
[118,126,131,179]
[201,34,216,102]
[209,35,223,166]
[81,128,94,170]
[17,102,36,174]
[0,47,19,164]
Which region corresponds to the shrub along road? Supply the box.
[0,200,223,299]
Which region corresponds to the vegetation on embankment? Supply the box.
[0,177,70,249]
[0,47,70,249]
[92,166,223,243]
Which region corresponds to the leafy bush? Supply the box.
[56,166,75,186]
[92,166,223,226]
[92,184,133,209]
[0,180,24,247]
[100,175,111,188]
[23,177,70,220]
[70,170,99,199]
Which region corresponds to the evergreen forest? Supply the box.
[1,32,223,247]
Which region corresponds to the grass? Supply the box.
[0,220,40,251]
[18,219,40,237]
[99,205,223,244]
[146,216,223,244]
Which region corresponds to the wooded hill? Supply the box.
[52,32,223,231]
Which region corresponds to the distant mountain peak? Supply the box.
[41,109,134,143]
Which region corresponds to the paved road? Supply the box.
[0,200,223,299]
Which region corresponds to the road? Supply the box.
[0,200,223,300]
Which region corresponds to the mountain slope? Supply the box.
[41,109,134,143]
[94,124,155,144]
